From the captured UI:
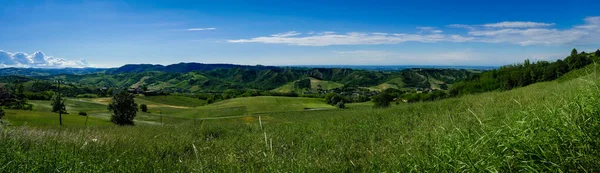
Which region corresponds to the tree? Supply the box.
[51,93,67,114]
[140,104,148,112]
[372,91,395,108]
[571,48,578,57]
[335,101,345,108]
[15,84,24,98]
[106,88,115,96]
[324,93,344,105]
[595,49,600,57]
[0,107,5,124]
[108,90,138,125]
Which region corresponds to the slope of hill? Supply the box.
[2,64,598,171]
[39,67,477,93]
[271,77,345,93]
[195,96,334,117]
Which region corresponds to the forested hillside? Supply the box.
[450,49,600,96]
[42,67,477,93]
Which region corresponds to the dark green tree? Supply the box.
[324,93,344,105]
[571,48,578,57]
[0,107,5,124]
[106,88,115,96]
[595,49,600,57]
[336,101,345,108]
[51,93,67,114]
[140,104,148,112]
[372,91,395,108]
[108,90,138,125]
[15,84,24,98]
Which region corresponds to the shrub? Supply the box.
[140,104,148,112]
[336,101,345,109]
[76,94,99,98]
[78,111,87,116]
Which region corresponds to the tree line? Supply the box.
[371,49,600,107]
[449,49,599,96]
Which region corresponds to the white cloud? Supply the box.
[187,28,216,31]
[481,21,555,28]
[0,50,88,68]
[229,16,600,47]
[448,24,476,30]
[270,31,301,37]
[324,49,568,66]
[228,31,473,46]
[417,27,443,33]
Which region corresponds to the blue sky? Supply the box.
[0,0,599,68]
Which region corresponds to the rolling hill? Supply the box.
[2,63,599,171]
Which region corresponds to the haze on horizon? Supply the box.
[1,0,599,68]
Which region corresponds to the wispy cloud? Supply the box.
[229,16,600,46]
[417,27,443,33]
[187,28,216,31]
[228,32,473,46]
[448,21,554,29]
[462,17,600,46]
[481,21,555,28]
[0,50,88,68]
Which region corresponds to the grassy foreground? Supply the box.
[1,71,600,171]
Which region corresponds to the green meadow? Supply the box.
[1,66,600,172]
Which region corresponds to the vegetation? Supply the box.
[450,49,597,96]
[324,93,346,106]
[140,104,148,112]
[51,93,67,114]
[1,52,600,171]
[108,90,138,125]
[1,63,599,171]
[0,107,4,124]
[195,96,334,117]
[371,89,395,108]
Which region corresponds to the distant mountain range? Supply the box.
[105,63,279,74]
[0,63,494,76]
[0,63,487,93]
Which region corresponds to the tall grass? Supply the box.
[1,70,600,171]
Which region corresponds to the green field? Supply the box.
[195,96,335,117]
[3,109,111,127]
[271,77,344,93]
[1,67,600,171]
[136,95,206,107]
[309,77,344,91]
[270,82,298,93]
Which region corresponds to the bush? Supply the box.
[140,104,148,112]
[23,91,54,100]
[78,111,87,116]
[336,101,345,109]
[324,93,348,105]
[76,94,99,98]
